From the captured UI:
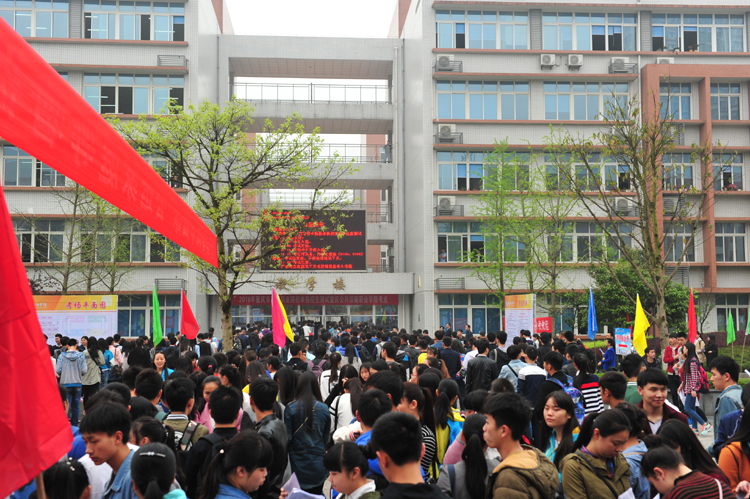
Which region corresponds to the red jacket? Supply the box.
[663,345,679,374]
[638,400,689,434]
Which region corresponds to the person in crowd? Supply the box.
[620,353,645,404]
[441,390,495,467]
[641,446,734,499]
[324,442,379,499]
[615,403,651,499]
[599,371,627,409]
[517,347,547,407]
[241,361,270,394]
[284,371,331,495]
[353,389,396,489]
[199,430,272,499]
[711,384,750,458]
[163,378,209,450]
[498,345,526,390]
[438,413,499,499]
[562,344,579,379]
[678,343,711,435]
[540,391,579,478]
[129,396,158,421]
[533,351,569,428]
[274,367,297,409]
[637,368,688,434]
[664,333,684,411]
[320,352,342,400]
[598,338,617,371]
[572,353,603,416]
[249,377,288,499]
[695,332,707,366]
[153,351,174,381]
[98,338,114,389]
[709,356,744,432]
[658,419,731,488]
[128,338,151,369]
[134,369,166,415]
[398,382,437,477]
[464,339,499,393]
[130,442,185,499]
[434,378,464,464]
[198,356,217,376]
[719,404,750,490]
[705,334,719,367]
[643,346,660,370]
[218,365,252,417]
[38,459,91,499]
[483,392,559,499]
[360,363,372,383]
[57,338,88,426]
[560,410,632,499]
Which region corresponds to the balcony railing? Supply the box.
[249,203,393,224]
[436,278,465,290]
[232,83,391,104]
[368,264,395,273]
[365,203,393,224]
[317,143,392,163]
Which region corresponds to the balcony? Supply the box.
[249,203,393,224]
[436,277,465,290]
[232,83,391,104]
[435,204,464,217]
[368,264,395,273]
[317,143,392,163]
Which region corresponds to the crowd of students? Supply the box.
[17,324,750,499]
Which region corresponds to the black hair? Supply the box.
[572,353,592,389]
[131,442,177,499]
[122,365,144,390]
[80,402,131,443]
[198,356,217,376]
[365,370,404,407]
[218,365,242,391]
[599,371,628,400]
[295,371,324,431]
[358,388,393,428]
[368,412,423,466]
[199,430,273,499]
[324,441,370,476]
[209,385,243,425]
[418,372,441,402]
[709,356,740,382]
[459,413,490,499]
[640,446,683,478]
[475,338,490,354]
[563,331,575,342]
[491,377,515,393]
[42,459,89,499]
[274,366,297,406]
[681,343,699,376]
[85,389,128,413]
[614,402,648,439]
[464,389,489,414]
[540,390,579,469]
[657,420,722,477]
[66,338,77,347]
[606,338,615,348]
[507,345,523,360]
[540,332,551,345]
[637,367,669,388]
[175,356,194,376]
[644,346,655,355]
[135,369,163,401]
[163,377,196,413]
[249,377,278,413]
[483,392,531,441]
[129,396,158,420]
[525,346,538,362]
[621,353,645,379]
[402,381,435,434]
[543,351,564,372]
[102,382,131,406]
[267,356,281,371]
[434,378,460,430]
[497,331,507,344]
[573,409,631,452]
[564,344,579,358]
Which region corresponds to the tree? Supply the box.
[545,86,728,348]
[695,294,715,335]
[112,99,356,346]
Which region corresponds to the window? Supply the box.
[604,162,631,191]
[84,73,184,114]
[602,222,632,260]
[436,10,528,49]
[437,222,486,262]
[575,162,601,190]
[437,80,465,119]
[499,82,529,120]
[716,294,748,333]
[665,223,695,262]
[502,235,526,262]
[117,295,147,336]
[576,222,603,261]
[711,83,741,121]
[662,153,694,190]
[84,0,184,41]
[498,153,531,190]
[438,80,529,120]
[80,220,179,263]
[0,0,68,38]
[545,153,571,190]
[437,151,486,191]
[543,12,637,51]
[716,223,746,262]
[13,219,64,263]
[2,145,66,187]
[151,158,182,187]
[714,153,743,191]
[544,82,571,120]
[468,81,498,119]
[547,222,574,262]
[545,82,628,121]
[660,83,692,120]
[652,13,744,53]
[438,294,501,333]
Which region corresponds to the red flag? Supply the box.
[0,19,218,267]
[688,288,698,343]
[180,290,200,340]
[0,188,73,497]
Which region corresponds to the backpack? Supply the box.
[550,376,586,424]
[164,346,179,370]
[697,361,711,394]
[310,358,329,380]
[394,351,412,381]
[490,348,510,370]
[356,345,373,363]
[198,341,212,358]
[197,432,230,478]
[232,336,243,352]
[175,421,199,470]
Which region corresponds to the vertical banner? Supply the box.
[615,327,633,355]
[534,317,553,334]
[504,294,535,343]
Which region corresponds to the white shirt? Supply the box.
[463,349,478,370]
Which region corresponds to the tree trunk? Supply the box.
[216,264,234,349]
[655,293,669,350]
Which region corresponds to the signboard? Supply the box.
[35,295,117,345]
[615,327,632,355]
[262,210,367,271]
[504,294,535,343]
[534,317,553,334]
[232,294,399,306]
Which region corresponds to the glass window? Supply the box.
[716,294,749,333]
[659,82,692,120]
[662,153,694,190]
[711,83,741,120]
[83,72,184,115]
[2,145,65,187]
[713,153,743,191]
[665,222,696,262]
[716,222,746,262]
[11,218,64,262]
[543,11,637,51]
[83,0,184,40]
[653,13,744,52]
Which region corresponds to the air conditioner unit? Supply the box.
[663,198,676,215]
[436,54,454,70]
[540,54,556,67]
[656,57,674,64]
[610,56,629,72]
[672,123,685,146]
[615,198,631,216]
[567,54,584,67]
[437,196,456,215]
[438,124,456,138]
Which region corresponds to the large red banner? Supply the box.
[232,294,399,306]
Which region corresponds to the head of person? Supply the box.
[198,356,217,376]
[131,443,177,499]
[524,346,538,363]
[564,344,579,361]
[621,353,644,379]
[658,419,722,475]
[563,331,575,343]
[573,409,631,459]
[475,338,489,355]
[461,413,491,498]
[541,390,580,468]
[128,396,158,420]
[42,459,90,499]
[397,382,435,433]
[324,442,371,495]
[365,370,404,408]
[497,331,507,344]
[208,385,243,425]
[162,377,196,414]
[668,332,677,347]
[483,392,531,454]
[614,402,648,442]
[644,346,656,360]
[79,402,131,467]
[218,365,242,391]
[637,366,669,410]
[491,377,515,394]
[274,366,296,406]
[606,338,615,349]
[599,371,628,406]
[249,377,278,414]
[130,416,172,448]
[640,446,690,496]
[507,345,523,361]
[709,356,740,391]
[200,430,272,498]
[153,351,167,372]
[463,389,489,417]
[134,369,163,403]
[367,412,424,482]
[676,332,687,346]
[358,388,393,430]
[434,378,460,429]
[294,371,324,430]
[543,351,564,375]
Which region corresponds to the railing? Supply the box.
[435,60,463,72]
[250,203,393,224]
[368,264,395,273]
[434,131,463,144]
[608,61,639,74]
[317,143,392,163]
[435,205,464,217]
[158,55,187,67]
[365,203,393,223]
[232,83,391,104]
[436,278,465,290]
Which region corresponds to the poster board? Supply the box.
[35,295,117,345]
[534,317,553,334]
[615,327,632,355]
[504,294,535,343]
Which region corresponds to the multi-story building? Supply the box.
[4,0,750,337]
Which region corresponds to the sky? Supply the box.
[225,0,400,38]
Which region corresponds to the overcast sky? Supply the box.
[225,0,400,38]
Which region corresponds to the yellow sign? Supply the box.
[33,295,117,312]
[505,293,534,310]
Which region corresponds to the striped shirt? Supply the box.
[421,424,437,476]
[666,471,734,499]
[575,374,604,415]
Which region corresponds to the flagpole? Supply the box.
[35,473,47,499]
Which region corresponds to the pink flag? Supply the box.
[688,288,698,343]
[271,289,293,349]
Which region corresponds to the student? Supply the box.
[636,368,688,434]
[658,419,730,488]
[560,410,632,499]
[705,334,719,367]
[517,347,547,407]
[615,403,650,499]
[641,446,734,499]
[497,345,526,390]
[82,337,105,408]
[249,377,288,499]
[664,333,684,410]
[162,378,209,451]
[483,392,559,499]
[709,356,744,431]
[711,384,750,458]
[397,382,437,478]
[598,338,616,371]
[80,402,137,499]
[599,371,627,409]
[153,351,174,381]
[539,391,579,478]
[56,338,88,426]
[438,414,499,499]
[135,369,166,415]
[643,346,660,370]
[355,389,396,489]
[38,459,91,499]
[464,339,499,393]
[719,407,750,490]
[533,351,569,426]
[130,442,185,499]
[620,353,645,404]
[319,352,343,401]
[325,442,379,499]
[572,354,603,416]
[199,430,272,499]
[434,378,465,464]
[678,343,711,435]
[366,412,451,499]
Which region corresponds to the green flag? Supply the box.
[727,310,736,345]
[152,286,163,347]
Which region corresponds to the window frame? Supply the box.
[83,0,185,41]
[715,222,746,263]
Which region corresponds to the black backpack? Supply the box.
[490,348,511,370]
[198,341,212,358]
[164,346,179,370]
[198,432,231,478]
[356,345,373,363]
[175,421,200,471]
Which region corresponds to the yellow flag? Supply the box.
[633,294,650,355]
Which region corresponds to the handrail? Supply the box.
[232,83,391,104]
[248,203,393,223]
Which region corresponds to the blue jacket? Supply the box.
[284,399,331,489]
[102,450,138,499]
[601,348,616,370]
[714,384,743,429]
[498,359,527,390]
[69,426,86,460]
[711,408,743,458]
[213,484,252,499]
[623,441,650,499]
